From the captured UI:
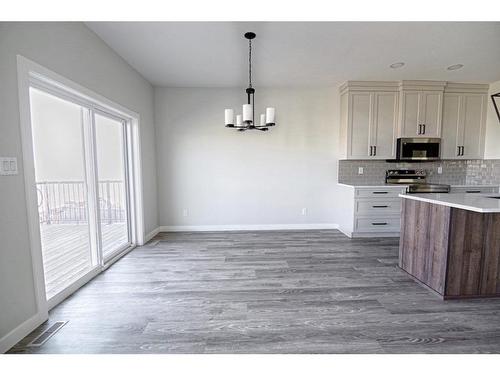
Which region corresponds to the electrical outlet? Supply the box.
[301,208,307,216]
[437,166,443,174]
[358,167,364,175]
[182,208,189,217]
[0,157,18,176]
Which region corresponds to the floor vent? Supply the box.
[27,321,68,347]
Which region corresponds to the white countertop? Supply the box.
[399,193,500,213]
[338,182,499,189]
[337,183,407,188]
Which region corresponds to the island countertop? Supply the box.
[399,192,500,213]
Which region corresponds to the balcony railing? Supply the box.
[37,180,126,224]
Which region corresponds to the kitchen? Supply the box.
[337,79,500,298]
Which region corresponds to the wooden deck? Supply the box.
[40,223,127,298]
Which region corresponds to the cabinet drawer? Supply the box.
[450,186,499,194]
[355,188,404,198]
[355,217,401,232]
[355,199,401,216]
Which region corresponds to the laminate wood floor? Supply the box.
[9,230,500,354]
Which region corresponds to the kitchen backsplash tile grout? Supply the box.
[338,159,500,186]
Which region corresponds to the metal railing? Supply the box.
[36,180,126,224]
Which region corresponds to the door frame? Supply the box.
[16,55,145,315]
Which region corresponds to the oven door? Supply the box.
[397,138,441,161]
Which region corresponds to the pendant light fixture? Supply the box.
[224,32,276,132]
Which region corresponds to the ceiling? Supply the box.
[86,22,500,87]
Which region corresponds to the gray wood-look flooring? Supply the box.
[9,230,500,354]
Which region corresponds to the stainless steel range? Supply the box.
[385,169,450,193]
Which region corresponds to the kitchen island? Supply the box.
[399,193,500,299]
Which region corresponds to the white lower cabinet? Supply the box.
[337,185,406,238]
[449,186,499,194]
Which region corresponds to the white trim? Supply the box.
[47,267,101,310]
[0,312,46,354]
[351,232,400,238]
[337,226,354,238]
[158,223,339,232]
[144,227,161,243]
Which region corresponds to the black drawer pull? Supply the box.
[466,190,481,193]
[372,191,388,194]
[372,205,389,208]
[372,222,388,226]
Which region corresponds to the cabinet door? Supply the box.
[372,92,398,159]
[420,91,443,137]
[462,94,486,159]
[348,92,372,159]
[400,91,420,137]
[441,94,462,159]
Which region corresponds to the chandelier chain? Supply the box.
[248,39,252,88]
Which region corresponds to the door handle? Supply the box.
[369,146,373,156]
[418,124,422,135]
[422,124,426,134]
[461,146,465,156]
[373,146,376,156]
[457,146,461,156]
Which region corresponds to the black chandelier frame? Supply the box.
[225,32,276,132]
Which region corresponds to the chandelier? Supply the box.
[224,32,276,131]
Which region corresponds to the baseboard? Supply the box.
[0,312,46,353]
[351,231,400,238]
[337,227,353,238]
[158,223,339,232]
[144,227,161,243]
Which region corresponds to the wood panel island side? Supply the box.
[399,193,500,299]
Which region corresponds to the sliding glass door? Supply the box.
[94,112,131,260]
[29,86,134,304]
[30,88,96,300]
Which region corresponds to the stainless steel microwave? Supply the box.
[396,138,441,161]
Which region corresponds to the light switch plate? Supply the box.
[0,157,18,175]
[437,166,443,174]
[358,167,364,175]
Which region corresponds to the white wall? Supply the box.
[155,87,341,229]
[484,80,500,159]
[0,22,158,349]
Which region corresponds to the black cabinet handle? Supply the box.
[373,146,377,156]
[457,146,461,156]
[369,146,373,156]
[372,191,388,194]
[422,124,426,134]
[466,190,481,193]
[372,205,389,208]
[461,146,465,156]
[418,124,422,135]
[372,222,388,226]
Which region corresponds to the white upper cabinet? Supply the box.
[372,92,399,159]
[339,81,489,161]
[398,81,446,138]
[339,82,398,160]
[349,92,372,159]
[441,94,462,158]
[441,83,488,159]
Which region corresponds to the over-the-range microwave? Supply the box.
[396,137,441,161]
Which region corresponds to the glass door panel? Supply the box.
[30,87,96,300]
[94,112,131,259]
